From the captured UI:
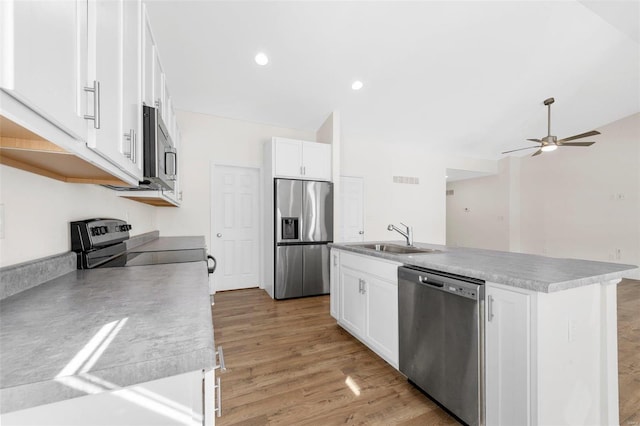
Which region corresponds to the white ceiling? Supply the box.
[145,1,639,160]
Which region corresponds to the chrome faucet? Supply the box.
[387,223,413,246]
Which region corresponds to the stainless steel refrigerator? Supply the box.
[275,178,333,299]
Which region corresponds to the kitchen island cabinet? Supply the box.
[334,250,401,368]
[329,241,637,426]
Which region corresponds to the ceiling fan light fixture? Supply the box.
[541,144,557,152]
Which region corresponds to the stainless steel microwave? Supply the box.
[142,105,176,191]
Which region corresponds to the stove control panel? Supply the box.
[71,219,132,252]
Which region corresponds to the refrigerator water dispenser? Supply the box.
[281,218,299,240]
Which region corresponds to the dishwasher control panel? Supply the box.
[407,267,484,301]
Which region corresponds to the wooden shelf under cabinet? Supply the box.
[0,115,131,186]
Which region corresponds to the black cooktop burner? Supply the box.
[97,249,207,268]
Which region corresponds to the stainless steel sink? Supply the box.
[355,243,442,255]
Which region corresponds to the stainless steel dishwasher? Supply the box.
[398,265,485,426]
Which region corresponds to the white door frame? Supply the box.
[209,162,263,294]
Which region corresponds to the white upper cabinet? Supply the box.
[86,0,142,181]
[273,137,303,177]
[121,0,142,173]
[272,137,331,181]
[1,0,88,141]
[142,8,155,107]
[301,140,331,180]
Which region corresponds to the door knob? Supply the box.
[358,231,364,235]
[216,233,222,238]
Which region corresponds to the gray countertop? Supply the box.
[0,261,214,413]
[130,236,207,252]
[330,241,638,293]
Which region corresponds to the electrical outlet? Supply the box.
[617,193,625,201]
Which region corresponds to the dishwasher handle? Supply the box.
[418,275,444,287]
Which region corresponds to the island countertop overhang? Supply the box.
[329,241,638,293]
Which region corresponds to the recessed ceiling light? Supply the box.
[255,52,269,66]
[351,80,363,91]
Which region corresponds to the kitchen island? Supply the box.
[329,241,637,426]
[0,237,217,425]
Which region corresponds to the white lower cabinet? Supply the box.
[332,249,400,368]
[1,370,213,426]
[485,283,532,426]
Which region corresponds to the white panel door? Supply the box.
[273,138,302,178]
[340,176,364,242]
[302,141,331,181]
[486,284,531,426]
[212,165,260,292]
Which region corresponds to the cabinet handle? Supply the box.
[358,279,362,294]
[83,80,101,129]
[358,231,364,235]
[361,280,366,294]
[303,166,306,175]
[488,295,494,322]
[123,129,134,161]
[214,345,226,372]
[155,98,162,115]
[214,376,222,417]
[165,148,177,180]
[333,255,337,266]
[132,130,137,163]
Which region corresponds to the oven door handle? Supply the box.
[207,254,217,275]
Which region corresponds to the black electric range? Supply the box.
[70,219,215,272]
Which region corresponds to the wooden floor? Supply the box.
[212,279,640,425]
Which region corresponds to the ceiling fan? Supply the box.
[502,98,600,157]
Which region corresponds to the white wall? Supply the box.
[155,110,316,252]
[0,166,157,267]
[447,113,640,275]
[446,158,511,251]
[341,138,447,244]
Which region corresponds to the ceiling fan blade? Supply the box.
[558,141,595,147]
[501,146,539,154]
[532,149,543,157]
[558,130,600,142]
[526,138,542,142]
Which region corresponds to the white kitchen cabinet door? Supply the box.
[485,284,531,426]
[87,0,142,181]
[2,0,88,140]
[364,275,398,367]
[141,6,155,107]
[273,138,303,178]
[301,141,331,181]
[339,267,366,337]
[121,0,142,172]
[330,249,340,319]
[153,46,165,114]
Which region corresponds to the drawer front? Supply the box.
[340,251,400,283]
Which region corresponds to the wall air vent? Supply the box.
[446,189,454,196]
[393,176,420,185]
